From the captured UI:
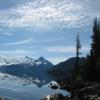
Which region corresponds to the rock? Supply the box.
[42,93,67,100]
[53,93,64,100]
[48,83,59,90]
[41,95,51,100]
[0,97,5,100]
[71,95,80,100]
[44,81,100,100]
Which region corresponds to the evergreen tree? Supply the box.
[91,17,100,58]
[90,17,100,80]
[80,18,100,81]
[74,33,81,80]
[75,33,81,71]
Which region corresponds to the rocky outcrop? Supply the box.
[61,81,100,100]
[0,97,6,100]
[42,93,69,100]
[44,81,100,100]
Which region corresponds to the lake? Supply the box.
[0,73,68,100]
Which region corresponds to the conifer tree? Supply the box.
[76,33,81,68]
[75,33,81,77]
[90,17,100,80]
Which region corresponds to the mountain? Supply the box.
[0,56,52,66]
[0,56,53,81]
[48,57,86,80]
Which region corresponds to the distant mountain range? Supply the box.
[0,56,53,82]
[48,57,86,80]
[0,56,86,83]
[0,56,52,66]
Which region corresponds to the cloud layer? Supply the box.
[0,0,99,64]
[0,0,100,28]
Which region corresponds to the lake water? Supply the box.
[0,73,68,100]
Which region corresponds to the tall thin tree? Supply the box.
[75,33,81,74]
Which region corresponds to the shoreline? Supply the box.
[43,80,100,100]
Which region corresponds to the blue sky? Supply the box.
[0,0,100,64]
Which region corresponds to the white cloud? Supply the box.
[0,32,14,36]
[45,46,89,53]
[0,28,14,36]
[0,50,31,55]
[4,37,33,45]
[46,46,75,52]
[0,0,99,28]
[46,46,90,64]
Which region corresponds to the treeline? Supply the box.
[76,18,100,81]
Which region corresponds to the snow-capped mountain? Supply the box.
[0,56,53,80]
[0,56,34,66]
[0,56,52,67]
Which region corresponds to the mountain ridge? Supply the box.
[0,56,53,81]
[48,57,86,80]
[0,56,52,67]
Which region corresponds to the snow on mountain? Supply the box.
[0,56,52,67]
[0,56,53,81]
[0,56,31,66]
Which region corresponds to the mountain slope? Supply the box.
[48,57,86,80]
[0,56,53,81]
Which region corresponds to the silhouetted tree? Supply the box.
[90,17,100,80]
[92,18,100,57]
[76,33,81,70]
[74,33,81,79]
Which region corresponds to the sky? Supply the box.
[0,0,100,64]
